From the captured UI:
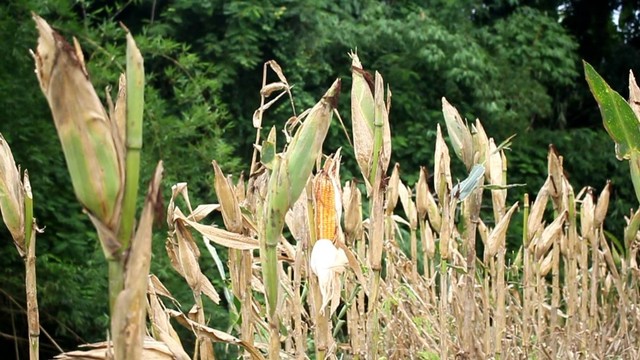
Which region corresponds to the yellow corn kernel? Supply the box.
[314,170,337,242]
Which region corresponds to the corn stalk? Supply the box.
[0,135,40,360]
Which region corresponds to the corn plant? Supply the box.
[31,15,162,360]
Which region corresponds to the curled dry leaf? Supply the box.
[527,179,550,242]
[343,180,363,241]
[580,187,595,238]
[386,163,401,214]
[416,167,428,220]
[539,251,553,277]
[594,181,611,228]
[442,97,473,169]
[547,145,563,200]
[486,202,519,257]
[434,124,452,202]
[310,239,348,315]
[472,120,489,165]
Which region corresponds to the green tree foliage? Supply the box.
[0,0,238,357]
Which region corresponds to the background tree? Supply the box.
[0,0,638,358]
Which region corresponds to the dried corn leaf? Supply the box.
[54,338,175,360]
[213,160,243,232]
[167,309,266,360]
[398,182,417,228]
[147,290,189,360]
[533,210,567,259]
[285,188,309,242]
[629,71,640,121]
[176,214,260,250]
[190,204,220,223]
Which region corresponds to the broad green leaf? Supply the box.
[584,61,640,160]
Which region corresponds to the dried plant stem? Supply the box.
[410,225,418,281]
[240,250,254,355]
[589,229,599,356]
[462,191,480,357]
[495,247,506,358]
[367,167,385,357]
[566,191,578,346]
[292,245,305,358]
[522,194,531,355]
[24,207,38,360]
[439,258,449,360]
[550,233,561,358]
[25,223,40,360]
[579,229,589,353]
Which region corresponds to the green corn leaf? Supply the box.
[584,61,640,160]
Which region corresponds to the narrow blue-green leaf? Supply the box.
[584,61,640,160]
[451,164,485,202]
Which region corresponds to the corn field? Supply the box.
[1,15,640,360]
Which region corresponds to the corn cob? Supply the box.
[0,133,24,249]
[314,165,341,242]
[32,15,124,231]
